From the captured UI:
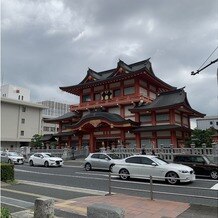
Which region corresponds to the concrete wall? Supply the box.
[1,100,43,149]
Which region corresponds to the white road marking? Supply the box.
[75,171,117,178]
[15,168,109,181]
[210,183,218,190]
[18,180,108,195]
[1,196,34,209]
[1,188,62,201]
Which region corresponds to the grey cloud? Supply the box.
[2,0,218,118]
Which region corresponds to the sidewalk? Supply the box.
[11,193,217,218]
[55,194,189,217]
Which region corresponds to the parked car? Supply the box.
[112,155,195,185]
[1,152,24,164]
[173,154,218,180]
[84,153,121,171]
[28,153,63,167]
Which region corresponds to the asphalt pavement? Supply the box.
[1,158,217,217]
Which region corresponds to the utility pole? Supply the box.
[191,58,218,75]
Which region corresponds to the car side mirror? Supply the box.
[152,162,157,166]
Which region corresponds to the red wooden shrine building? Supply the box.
[45,59,204,152]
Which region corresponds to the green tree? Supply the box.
[31,134,43,148]
[186,128,216,147]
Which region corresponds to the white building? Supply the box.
[1,84,30,102]
[196,116,218,130]
[39,100,70,135]
[1,85,71,148]
[1,97,45,149]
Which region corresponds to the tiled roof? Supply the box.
[131,124,191,132]
[44,111,81,122]
[41,134,56,141]
[130,88,205,117]
[68,111,139,128]
[59,58,175,95]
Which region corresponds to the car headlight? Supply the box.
[49,159,55,162]
[179,170,189,173]
[12,158,17,161]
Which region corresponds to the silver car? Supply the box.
[84,153,121,171]
[1,152,24,164]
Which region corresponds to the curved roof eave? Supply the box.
[68,112,139,129]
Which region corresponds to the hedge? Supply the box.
[0,163,14,182]
[0,207,11,218]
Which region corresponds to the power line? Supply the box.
[197,46,218,71]
[191,46,218,76]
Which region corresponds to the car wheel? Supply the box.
[85,163,92,171]
[44,161,49,167]
[29,160,34,166]
[210,170,218,180]
[166,171,179,185]
[8,159,12,164]
[119,168,130,180]
[109,164,115,172]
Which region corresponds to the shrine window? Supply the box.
[156,114,169,121]
[94,93,101,101]
[82,94,91,102]
[113,89,121,97]
[124,86,135,95]
[140,115,152,122]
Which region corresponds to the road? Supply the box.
[1,160,218,215]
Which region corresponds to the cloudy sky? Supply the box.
[2,0,218,125]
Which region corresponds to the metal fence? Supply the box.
[107,172,218,203]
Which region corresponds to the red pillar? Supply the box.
[90,132,95,152]
[135,133,141,148]
[171,130,177,148]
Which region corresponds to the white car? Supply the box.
[84,153,121,171]
[1,152,24,164]
[28,153,63,167]
[112,155,195,185]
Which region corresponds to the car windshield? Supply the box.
[107,153,121,159]
[8,152,20,156]
[152,157,169,165]
[203,155,214,164]
[43,154,54,157]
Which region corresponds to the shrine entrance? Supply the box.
[95,138,119,151]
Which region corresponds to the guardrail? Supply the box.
[107,173,218,202]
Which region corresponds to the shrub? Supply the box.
[0,163,14,182]
[0,207,11,218]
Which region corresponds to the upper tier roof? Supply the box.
[130,88,205,117]
[60,59,175,95]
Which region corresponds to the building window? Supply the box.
[21,118,25,124]
[124,87,135,95]
[18,95,20,100]
[113,89,121,97]
[210,121,213,125]
[50,127,55,132]
[20,131,24,136]
[22,106,26,112]
[82,94,91,102]
[216,122,218,125]
[21,96,24,100]
[43,126,49,131]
